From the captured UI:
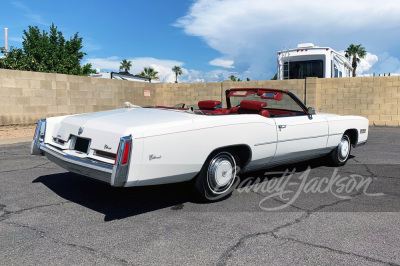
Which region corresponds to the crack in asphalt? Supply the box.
[3,221,132,265]
[352,158,379,178]
[217,187,370,266]
[0,162,52,174]
[270,234,400,266]
[0,201,132,265]
[0,201,70,222]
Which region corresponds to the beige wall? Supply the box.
[0,69,399,126]
[0,69,157,125]
[313,76,400,127]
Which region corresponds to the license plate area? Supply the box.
[70,136,91,154]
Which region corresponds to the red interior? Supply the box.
[154,88,305,117]
[198,100,221,110]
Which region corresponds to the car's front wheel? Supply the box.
[194,151,238,201]
[328,133,351,166]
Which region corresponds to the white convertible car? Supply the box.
[31,88,368,200]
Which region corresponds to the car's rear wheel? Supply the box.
[194,151,238,201]
[329,133,351,166]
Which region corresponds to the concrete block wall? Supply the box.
[315,76,400,127]
[0,69,399,126]
[0,69,157,125]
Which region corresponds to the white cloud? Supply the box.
[82,39,102,52]
[84,56,121,71]
[84,56,240,83]
[209,58,234,68]
[372,52,400,76]
[337,51,400,76]
[9,37,24,43]
[338,51,379,75]
[12,1,48,26]
[175,0,400,80]
[83,56,232,83]
[356,53,379,75]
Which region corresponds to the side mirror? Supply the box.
[307,107,315,115]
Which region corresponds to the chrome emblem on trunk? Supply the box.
[78,127,84,135]
[104,145,112,150]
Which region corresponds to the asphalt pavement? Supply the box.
[0,127,399,265]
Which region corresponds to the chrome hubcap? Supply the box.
[207,153,236,194]
[338,136,350,162]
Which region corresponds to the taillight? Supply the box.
[122,142,130,164]
[114,141,131,165]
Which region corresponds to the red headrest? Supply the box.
[198,100,221,110]
[240,100,267,111]
[274,93,283,101]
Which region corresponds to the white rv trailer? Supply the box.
[277,43,352,80]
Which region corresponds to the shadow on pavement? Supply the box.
[32,156,341,221]
[33,172,194,221]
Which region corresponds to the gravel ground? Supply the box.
[0,124,37,145]
[0,124,36,139]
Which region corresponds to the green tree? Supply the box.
[119,59,132,73]
[345,44,367,77]
[172,66,183,83]
[271,73,277,80]
[139,66,159,80]
[229,75,237,81]
[0,24,92,76]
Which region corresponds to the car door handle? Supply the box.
[278,125,286,129]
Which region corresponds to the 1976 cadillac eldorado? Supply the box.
[31,88,368,200]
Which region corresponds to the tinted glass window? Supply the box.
[284,60,323,79]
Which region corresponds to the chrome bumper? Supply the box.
[40,143,114,184]
[31,119,132,187]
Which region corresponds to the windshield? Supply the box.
[228,90,305,112]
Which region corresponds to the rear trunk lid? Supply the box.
[46,108,194,159]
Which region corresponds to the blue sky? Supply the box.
[1,0,400,82]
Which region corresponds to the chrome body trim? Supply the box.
[30,119,46,156]
[254,133,342,146]
[254,141,277,146]
[40,143,113,183]
[279,134,329,143]
[243,147,332,173]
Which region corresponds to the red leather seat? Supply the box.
[237,100,267,114]
[240,100,267,111]
[259,110,271,117]
[214,108,230,114]
[198,100,221,110]
[231,100,270,117]
[229,107,239,114]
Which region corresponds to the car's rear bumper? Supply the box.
[40,143,114,183]
[30,119,132,187]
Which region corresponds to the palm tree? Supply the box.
[172,66,183,83]
[119,59,132,73]
[139,66,159,80]
[345,44,366,77]
[229,75,237,81]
